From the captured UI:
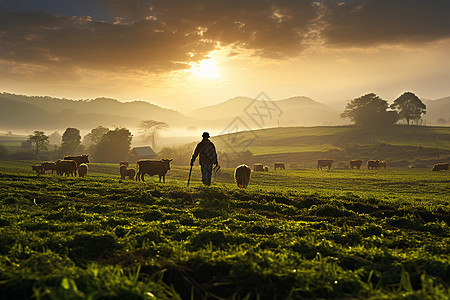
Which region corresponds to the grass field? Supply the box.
[0,161,449,299]
[215,126,450,155]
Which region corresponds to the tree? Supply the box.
[390,92,426,125]
[436,118,447,125]
[93,128,132,162]
[138,120,169,149]
[83,126,109,146]
[48,131,62,144]
[28,131,49,159]
[60,127,82,155]
[341,93,398,127]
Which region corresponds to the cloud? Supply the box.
[1,0,449,79]
[322,0,450,47]
[0,0,317,76]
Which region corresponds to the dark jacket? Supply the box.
[191,138,218,165]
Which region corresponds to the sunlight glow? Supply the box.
[190,59,220,79]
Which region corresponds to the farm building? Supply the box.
[130,146,157,163]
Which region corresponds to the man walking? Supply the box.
[190,132,218,186]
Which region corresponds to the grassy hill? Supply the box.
[212,125,450,168]
[0,161,449,299]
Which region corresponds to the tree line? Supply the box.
[341,91,427,127]
[15,120,169,161]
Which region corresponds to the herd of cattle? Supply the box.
[31,155,448,189]
[31,155,174,183]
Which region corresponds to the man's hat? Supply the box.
[202,132,210,138]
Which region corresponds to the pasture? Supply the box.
[0,160,449,299]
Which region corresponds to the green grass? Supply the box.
[214,125,450,153]
[0,160,449,299]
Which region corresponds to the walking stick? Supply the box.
[187,164,193,186]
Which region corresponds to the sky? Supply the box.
[1,0,450,112]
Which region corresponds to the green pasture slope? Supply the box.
[0,161,449,299]
[214,126,450,168]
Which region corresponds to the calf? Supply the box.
[57,159,77,176]
[119,161,129,167]
[63,155,89,175]
[31,165,44,175]
[41,162,57,174]
[234,164,251,188]
[367,160,380,170]
[317,159,334,170]
[78,163,88,178]
[120,165,136,180]
[349,160,363,170]
[379,161,387,169]
[253,164,264,172]
[274,162,285,170]
[136,159,173,182]
[432,163,449,171]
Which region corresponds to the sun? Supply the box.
[190,59,220,79]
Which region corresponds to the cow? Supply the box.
[264,166,269,172]
[432,163,449,171]
[41,162,57,174]
[31,165,44,175]
[136,159,173,182]
[349,160,363,170]
[253,164,264,172]
[120,165,136,180]
[234,164,251,188]
[317,159,334,170]
[57,159,77,176]
[367,160,380,170]
[119,161,129,167]
[78,163,88,178]
[274,162,285,170]
[379,161,387,169]
[63,155,89,175]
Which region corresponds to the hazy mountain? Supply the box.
[189,96,345,129]
[0,96,140,131]
[424,97,450,124]
[0,93,192,130]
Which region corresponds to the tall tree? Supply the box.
[93,128,132,162]
[83,126,109,146]
[138,120,169,149]
[28,131,49,159]
[60,127,82,155]
[341,93,398,127]
[390,92,426,125]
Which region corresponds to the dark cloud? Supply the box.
[1,0,449,78]
[0,0,317,75]
[323,0,450,47]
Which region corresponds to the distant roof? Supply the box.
[132,146,157,157]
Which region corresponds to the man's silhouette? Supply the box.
[190,132,218,186]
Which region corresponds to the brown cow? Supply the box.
[253,164,264,172]
[367,160,380,170]
[274,162,285,170]
[379,161,387,169]
[78,163,88,178]
[349,160,363,170]
[63,155,89,175]
[31,165,44,175]
[57,160,77,176]
[317,159,334,170]
[234,164,251,188]
[432,163,449,171]
[120,165,136,180]
[41,162,57,174]
[136,159,173,182]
